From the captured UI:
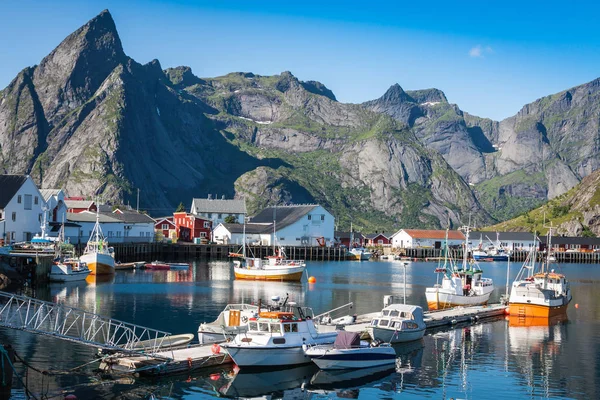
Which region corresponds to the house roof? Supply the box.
[335,231,364,240]
[365,233,389,240]
[106,211,155,224]
[401,229,465,240]
[155,217,176,227]
[219,222,272,234]
[65,200,95,209]
[49,222,81,232]
[471,231,539,242]
[0,175,28,209]
[67,212,121,223]
[39,189,61,201]
[251,205,319,230]
[192,198,246,214]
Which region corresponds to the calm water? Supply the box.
[1,259,599,399]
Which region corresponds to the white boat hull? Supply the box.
[225,345,312,367]
[233,265,305,281]
[48,269,90,282]
[369,327,425,344]
[425,289,492,310]
[306,346,396,370]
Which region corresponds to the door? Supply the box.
[229,310,241,327]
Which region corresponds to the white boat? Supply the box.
[232,242,307,282]
[305,331,396,370]
[347,247,372,261]
[221,305,338,367]
[369,304,426,343]
[472,232,512,261]
[425,225,494,310]
[197,303,261,344]
[509,229,571,318]
[49,257,91,282]
[80,212,115,275]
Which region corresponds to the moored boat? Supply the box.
[305,331,396,370]
[369,304,426,343]
[346,247,372,261]
[167,262,190,269]
[49,257,91,282]
[80,213,115,275]
[425,225,494,310]
[232,245,307,282]
[197,303,261,344]
[221,305,338,367]
[508,228,571,318]
[144,261,170,270]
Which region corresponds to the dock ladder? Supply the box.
[0,291,173,358]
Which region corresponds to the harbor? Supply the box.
[0,258,594,399]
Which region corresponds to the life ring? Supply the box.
[211,343,221,354]
[241,316,248,323]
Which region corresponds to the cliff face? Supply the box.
[1,9,599,231]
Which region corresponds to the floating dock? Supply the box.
[343,303,507,337]
[100,344,232,376]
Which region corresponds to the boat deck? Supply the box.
[100,344,232,376]
[340,303,507,337]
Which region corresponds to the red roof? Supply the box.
[403,229,465,240]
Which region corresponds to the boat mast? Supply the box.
[272,204,277,253]
[242,212,246,258]
[462,224,470,271]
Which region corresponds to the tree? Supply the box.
[176,202,186,212]
[224,215,237,224]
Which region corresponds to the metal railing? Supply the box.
[0,291,172,358]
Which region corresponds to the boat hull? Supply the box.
[508,302,570,318]
[473,254,509,262]
[233,266,305,282]
[224,345,312,367]
[48,269,90,282]
[370,327,425,344]
[306,347,396,370]
[80,252,115,275]
[425,290,491,311]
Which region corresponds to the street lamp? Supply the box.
[403,262,408,304]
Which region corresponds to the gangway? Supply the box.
[0,291,173,358]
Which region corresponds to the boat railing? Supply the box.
[224,304,259,311]
[314,302,354,324]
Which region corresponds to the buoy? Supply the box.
[210,373,221,381]
[575,303,579,309]
[308,276,316,283]
[504,307,510,315]
[211,343,221,354]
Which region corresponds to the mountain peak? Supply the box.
[380,83,414,103]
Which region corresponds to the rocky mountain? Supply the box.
[1,10,599,231]
[488,167,600,236]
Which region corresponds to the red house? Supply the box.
[65,198,96,213]
[173,212,212,242]
[154,217,177,241]
[365,233,391,246]
[335,231,365,248]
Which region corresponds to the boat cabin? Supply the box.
[370,304,424,331]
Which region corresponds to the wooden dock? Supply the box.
[100,344,232,376]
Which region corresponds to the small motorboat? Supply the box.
[168,262,190,269]
[49,258,91,282]
[115,261,145,270]
[369,303,426,343]
[144,261,170,270]
[132,333,195,350]
[305,331,396,370]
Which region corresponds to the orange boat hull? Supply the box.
[508,302,569,318]
[234,271,304,282]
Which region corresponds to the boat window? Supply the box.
[371,319,379,326]
[283,324,291,332]
[270,324,281,333]
[259,323,269,332]
[404,322,418,329]
[382,310,390,316]
[272,338,286,344]
[248,322,258,331]
[379,319,390,327]
[291,323,298,332]
[390,310,399,317]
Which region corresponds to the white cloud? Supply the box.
[469,45,493,58]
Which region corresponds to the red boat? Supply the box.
[144,261,170,270]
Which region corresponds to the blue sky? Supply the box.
[1,0,599,120]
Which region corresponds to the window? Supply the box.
[218,214,222,219]
[11,232,15,240]
[321,214,325,221]
[249,322,258,331]
[283,324,291,332]
[259,323,269,332]
[280,237,285,241]
[270,324,281,333]
[379,319,390,327]
[161,224,169,230]
[38,214,42,222]
[204,221,210,228]
[371,319,379,326]
[291,323,298,332]
[116,231,121,237]
[17,195,21,204]
[12,212,16,222]
[208,213,213,218]
[108,231,113,237]
[34,196,38,205]
[24,195,32,210]
[272,338,286,344]
[308,215,311,220]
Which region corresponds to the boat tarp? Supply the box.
[333,331,361,349]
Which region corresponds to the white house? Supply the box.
[191,196,246,225]
[0,175,46,244]
[390,229,465,249]
[213,222,271,245]
[67,209,155,244]
[40,189,68,225]
[472,231,538,252]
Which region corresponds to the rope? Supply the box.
[0,345,39,400]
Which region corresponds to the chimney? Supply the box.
[208,194,212,200]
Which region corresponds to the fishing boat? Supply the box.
[114,261,146,270]
[79,212,115,275]
[305,331,396,370]
[197,303,261,344]
[369,304,426,343]
[508,228,571,318]
[221,304,338,367]
[472,232,512,261]
[49,257,91,282]
[425,225,494,310]
[346,247,372,261]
